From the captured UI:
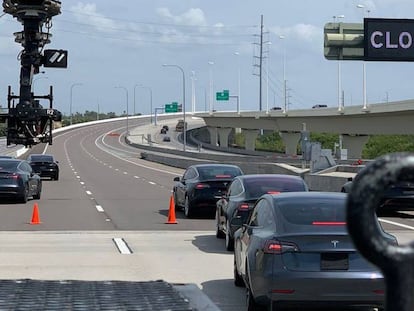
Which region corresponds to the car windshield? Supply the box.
[197,166,241,180]
[244,177,306,198]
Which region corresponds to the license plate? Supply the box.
[321,253,349,270]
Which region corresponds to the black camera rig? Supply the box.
[0,0,67,147]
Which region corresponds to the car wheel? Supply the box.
[215,210,225,239]
[225,220,234,251]
[247,287,267,311]
[33,185,41,200]
[54,173,59,181]
[234,255,244,287]
[173,193,180,210]
[19,184,29,203]
[184,196,194,218]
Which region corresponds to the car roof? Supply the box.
[235,174,303,181]
[191,163,241,169]
[264,191,346,201]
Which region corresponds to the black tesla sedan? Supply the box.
[233,192,395,310]
[173,164,243,218]
[27,154,59,180]
[0,158,42,203]
[215,174,309,251]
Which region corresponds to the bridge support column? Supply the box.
[342,134,370,159]
[217,127,232,147]
[279,131,301,155]
[243,129,259,151]
[207,126,218,146]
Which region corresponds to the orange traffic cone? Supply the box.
[30,203,41,225]
[165,195,178,224]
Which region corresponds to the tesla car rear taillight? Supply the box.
[312,221,346,226]
[237,203,249,210]
[264,240,298,254]
[195,183,210,189]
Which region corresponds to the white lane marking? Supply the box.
[86,191,92,195]
[134,176,139,179]
[95,130,180,176]
[149,181,156,185]
[96,205,104,212]
[113,238,132,254]
[80,182,85,185]
[379,218,414,230]
[123,172,128,175]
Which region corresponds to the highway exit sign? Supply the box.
[165,102,178,113]
[216,90,229,101]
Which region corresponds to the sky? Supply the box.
[1,0,414,116]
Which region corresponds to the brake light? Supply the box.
[215,174,231,178]
[373,290,385,295]
[271,289,295,294]
[237,203,249,210]
[312,222,346,226]
[264,240,298,254]
[267,191,281,195]
[195,183,210,189]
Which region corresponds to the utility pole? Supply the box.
[259,15,264,111]
[253,15,265,112]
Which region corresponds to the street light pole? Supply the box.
[279,35,287,113]
[115,86,129,135]
[357,5,369,110]
[70,82,82,126]
[133,83,141,116]
[208,61,214,113]
[333,15,345,111]
[162,64,186,152]
[234,52,241,113]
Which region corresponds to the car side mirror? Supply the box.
[173,177,180,182]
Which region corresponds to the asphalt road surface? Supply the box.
[0,116,413,310]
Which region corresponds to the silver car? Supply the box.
[233,192,395,310]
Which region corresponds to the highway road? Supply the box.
[0,116,413,310]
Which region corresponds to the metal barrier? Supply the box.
[347,152,414,311]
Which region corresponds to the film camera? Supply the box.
[1,0,67,147]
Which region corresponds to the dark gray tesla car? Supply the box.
[215,174,309,251]
[233,192,395,310]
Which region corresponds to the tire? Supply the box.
[54,172,59,181]
[173,193,180,210]
[184,196,194,218]
[225,220,234,251]
[234,255,244,287]
[33,186,41,200]
[247,288,267,311]
[19,184,29,203]
[215,210,225,239]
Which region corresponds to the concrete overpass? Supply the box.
[195,99,414,159]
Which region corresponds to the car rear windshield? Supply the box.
[276,198,346,232]
[244,177,307,198]
[197,166,241,180]
[29,155,53,162]
[0,161,19,171]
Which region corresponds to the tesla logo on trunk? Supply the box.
[331,240,339,248]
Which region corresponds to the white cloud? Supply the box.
[156,7,207,27]
[70,2,117,32]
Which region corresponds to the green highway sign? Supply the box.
[216,90,229,101]
[165,102,178,113]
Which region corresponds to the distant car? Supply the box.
[173,164,244,218]
[0,158,42,203]
[160,128,167,134]
[162,125,169,131]
[270,106,282,110]
[233,192,394,310]
[312,104,328,108]
[341,179,414,214]
[27,154,59,180]
[163,136,171,142]
[175,119,187,132]
[215,174,309,251]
